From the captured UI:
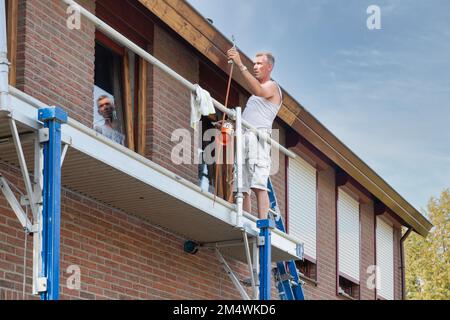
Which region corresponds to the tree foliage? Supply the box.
[405,189,449,300]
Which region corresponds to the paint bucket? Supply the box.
[219,121,234,145]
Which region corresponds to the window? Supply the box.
[337,188,360,298]
[339,276,360,299]
[296,259,317,282]
[198,60,240,198]
[94,40,127,146]
[95,0,152,154]
[288,155,317,263]
[376,217,394,300]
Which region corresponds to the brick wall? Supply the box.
[16,0,95,127]
[0,161,35,300]
[302,166,339,299]
[393,226,402,300]
[4,0,408,300]
[149,25,199,185]
[269,120,287,219]
[0,160,253,300]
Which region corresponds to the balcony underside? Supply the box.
[0,88,303,263]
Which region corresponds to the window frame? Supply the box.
[376,216,395,300]
[95,31,142,150]
[286,153,318,263]
[197,59,241,199]
[336,187,362,299]
[95,0,153,154]
[6,0,19,86]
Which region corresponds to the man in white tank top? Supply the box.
[226,48,283,219]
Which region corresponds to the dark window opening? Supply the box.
[339,276,360,300]
[94,41,126,146]
[296,259,317,282]
[198,61,240,200]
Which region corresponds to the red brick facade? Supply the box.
[16,0,95,127]
[149,25,199,184]
[1,0,405,300]
[0,160,253,300]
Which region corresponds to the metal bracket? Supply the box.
[275,272,292,283]
[296,243,304,260]
[37,277,48,293]
[215,248,250,300]
[38,128,49,143]
[61,143,69,166]
[0,176,33,231]
[20,195,30,206]
[257,236,265,247]
[29,224,39,234]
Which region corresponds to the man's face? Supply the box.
[253,55,272,81]
[97,97,114,120]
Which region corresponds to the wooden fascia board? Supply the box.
[138,0,432,237]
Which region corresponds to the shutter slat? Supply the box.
[338,189,360,282]
[377,218,394,300]
[288,156,317,260]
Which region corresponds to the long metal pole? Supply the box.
[32,136,44,295]
[258,219,275,300]
[235,107,243,227]
[38,107,67,300]
[61,0,295,159]
[0,0,9,110]
[9,119,40,220]
[215,248,250,300]
[252,239,260,300]
[243,231,256,298]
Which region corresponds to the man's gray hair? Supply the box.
[97,95,113,105]
[256,52,275,67]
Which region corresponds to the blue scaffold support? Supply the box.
[257,218,275,300]
[38,107,67,301]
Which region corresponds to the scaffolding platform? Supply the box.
[0,87,303,264]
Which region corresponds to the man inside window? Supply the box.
[94,95,125,146]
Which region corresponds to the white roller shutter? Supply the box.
[288,156,317,260]
[376,217,394,300]
[338,189,360,282]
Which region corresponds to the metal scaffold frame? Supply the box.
[0,0,304,300]
[38,108,67,300]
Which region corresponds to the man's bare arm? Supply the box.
[240,68,277,99]
[227,48,276,99]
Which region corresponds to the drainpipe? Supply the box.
[400,227,413,300]
[0,0,10,110]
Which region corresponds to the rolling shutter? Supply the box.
[376,217,394,300]
[288,156,317,260]
[338,189,360,282]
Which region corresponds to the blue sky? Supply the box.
[188,0,450,215]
